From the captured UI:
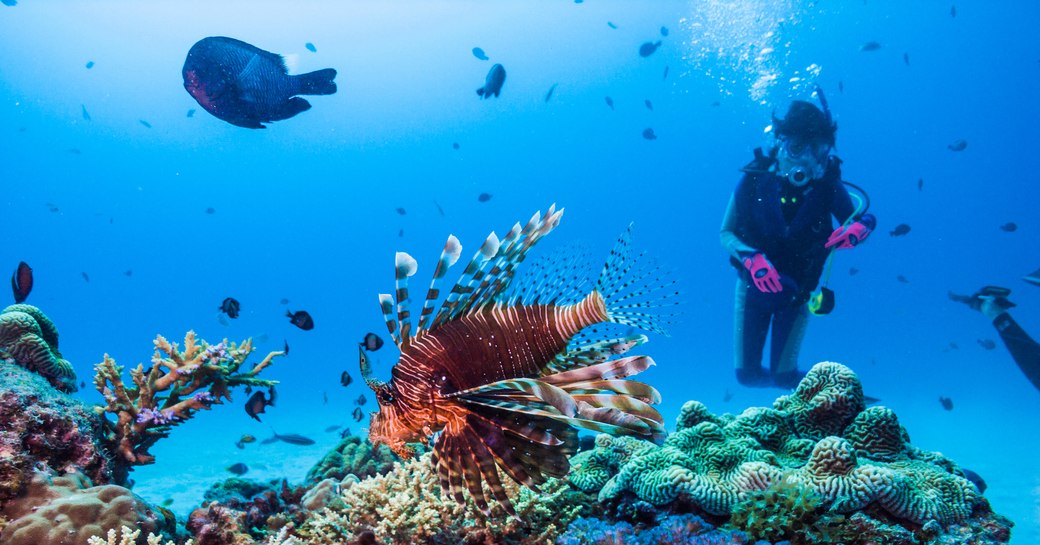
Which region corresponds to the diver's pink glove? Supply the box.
[826,221,872,250]
[743,253,782,293]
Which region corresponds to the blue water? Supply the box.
[2,1,1037,543]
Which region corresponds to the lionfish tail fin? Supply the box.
[595,223,680,336]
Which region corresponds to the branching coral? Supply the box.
[0,305,76,392]
[86,525,193,545]
[93,331,284,467]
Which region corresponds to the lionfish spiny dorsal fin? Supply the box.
[393,252,419,345]
[459,223,523,312]
[416,235,462,335]
[432,231,500,327]
[377,293,399,346]
[595,224,680,335]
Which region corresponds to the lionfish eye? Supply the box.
[377,388,395,405]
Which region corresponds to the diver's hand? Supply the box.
[826,221,872,250]
[743,253,782,293]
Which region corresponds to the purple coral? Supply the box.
[192,391,216,405]
[204,341,231,364]
[558,514,748,545]
[136,407,180,426]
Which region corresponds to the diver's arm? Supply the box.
[720,193,756,260]
[990,312,1040,393]
[831,178,876,229]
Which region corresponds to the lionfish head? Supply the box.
[360,346,419,459]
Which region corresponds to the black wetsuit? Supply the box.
[993,313,1040,392]
[721,155,875,388]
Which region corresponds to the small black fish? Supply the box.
[352,406,363,422]
[639,41,662,57]
[11,261,33,303]
[323,391,328,405]
[161,498,174,507]
[662,65,669,80]
[279,298,289,305]
[283,339,290,355]
[139,120,152,128]
[355,394,367,406]
[948,139,967,151]
[849,267,860,276]
[80,380,85,389]
[889,223,911,236]
[396,207,407,215]
[863,395,882,405]
[325,425,341,432]
[938,396,953,411]
[917,178,923,191]
[977,338,997,350]
[604,96,614,110]
[896,275,910,284]
[452,142,460,150]
[477,63,506,99]
[234,440,244,449]
[271,431,315,446]
[46,202,60,212]
[722,389,734,402]
[183,37,337,129]
[226,462,249,475]
[81,105,91,121]
[607,22,617,29]
[205,207,215,214]
[660,26,669,37]
[999,222,1017,232]
[305,42,317,53]
[951,5,957,17]
[187,109,196,118]
[472,47,488,61]
[268,386,278,407]
[644,99,653,111]
[838,80,844,93]
[642,128,657,140]
[578,435,596,452]
[124,269,133,277]
[85,61,95,69]
[962,469,986,494]
[860,41,881,52]
[340,370,353,387]
[545,83,558,102]
[362,332,384,351]
[710,101,720,107]
[903,52,910,66]
[434,200,446,216]
[219,297,241,319]
[398,229,404,238]
[66,149,81,155]
[244,390,271,422]
[287,309,314,330]
[81,272,90,282]
[477,192,492,203]
[949,342,960,350]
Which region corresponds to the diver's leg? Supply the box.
[992,313,1040,393]
[734,278,772,387]
[769,302,809,388]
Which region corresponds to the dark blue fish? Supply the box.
[662,65,669,80]
[977,339,997,350]
[860,41,881,52]
[472,47,488,61]
[11,261,32,303]
[642,128,657,140]
[451,142,460,150]
[81,105,91,121]
[604,96,614,110]
[244,390,271,422]
[1,0,17,6]
[81,272,90,282]
[287,309,314,330]
[948,139,967,151]
[183,36,337,129]
[849,267,859,276]
[219,297,240,319]
[938,396,953,411]
[85,60,94,69]
[305,42,317,53]
[271,431,315,446]
[325,425,341,432]
[396,207,406,215]
[1000,222,1017,232]
[896,275,910,284]
[476,63,506,99]
[903,52,910,66]
[660,26,669,37]
[341,370,353,387]
[187,108,196,118]
[226,462,249,475]
[352,406,363,422]
[644,99,653,111]
[917,178,923,191]
[139,120,152,128]
[362,332,384,351]
[639,41,662,57]
[607,22,617,29]
[477,192,492,203]
[544,83,558,102]
[889,223,911,236]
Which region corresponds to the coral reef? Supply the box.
[196,477,308,539]
[588,363,988,529]
[87,525,192,545]
[0,305,76,392]
[94,331,285,468]
[0,363,112,507]
[557,513,747,545]
[0,470,174,545]
[303,433,396,485]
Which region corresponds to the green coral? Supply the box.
[0,305,76,392]
[568,435,655,493]
[304,433,397,485]
[730,478,825,544]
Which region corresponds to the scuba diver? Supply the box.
[950,286,1040,393]
[720,89,877,388]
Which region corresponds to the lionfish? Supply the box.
[362,204,676,516]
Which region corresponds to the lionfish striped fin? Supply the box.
[416,235,462,335]
[377,293,399,346]
[561,380,662,403]
[461,428,516,517]
[446,377,578,417]
[595,224,680,336]
[432,232,500,327]
[507,245,593,307]
[458,394,661,439]
[394,252,418,344]
[545,333,649,374]
[541,355,657,384]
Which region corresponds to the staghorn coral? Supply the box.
[0,305,76,392]
[0,470,175,545]
[86,525,194,545]
[591,362,988,529]
[0,363,112,507]
[304,434,396,485]
[94,331,284,468]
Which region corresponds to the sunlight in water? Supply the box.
[679,0,820,104]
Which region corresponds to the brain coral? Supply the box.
[0,305,76,393]
[592,362,982,527]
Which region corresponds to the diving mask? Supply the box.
[779,137,830,187]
